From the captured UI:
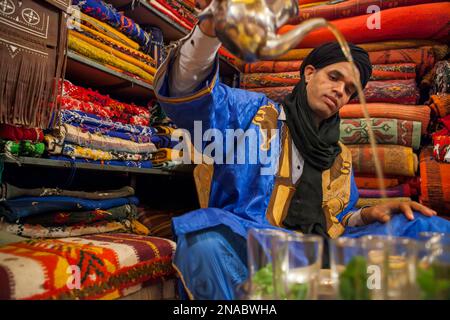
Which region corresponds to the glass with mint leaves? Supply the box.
[247,228,290,300]
[330,237,370,300]
[417,232,450,300]
[273,233,323,300]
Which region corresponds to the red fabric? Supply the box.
[0,124,44,142]
[292,0,443,23]
[350,79,420,105]
[61,80,150,125]
[278,3,450,48]
[432,115,450,162]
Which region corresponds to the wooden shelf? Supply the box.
[66,51,155,104]
[3,156,195,176]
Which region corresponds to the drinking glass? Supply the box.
[330,237,368,300]
[273,233,323,300]
[247,228,290,299]
[361,235,419,300]
[417,232,450,300]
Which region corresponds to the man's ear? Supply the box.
[303,65,316,83]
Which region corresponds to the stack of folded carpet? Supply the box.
[45,80,158,168]
[147,0,198,30]
[0,183,149,238]
[45,80,186,169]
[243,0,449,210]
[69,0,163,85]
[0,125,46,158]
[419,60,450,216]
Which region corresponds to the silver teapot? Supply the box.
[198,0,328,62]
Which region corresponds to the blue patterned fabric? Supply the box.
[50,156,153,169]
[72,0,152,53]
[150,135,179,149]
[68,122,153,143]
[0,196,139,221]
[61,110,155,136]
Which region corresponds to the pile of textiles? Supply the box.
[242,0,450,210]
[418,59,450,215]
[0,124,45,158]
[0,183,150,238]
[147,0,198,30]
[68,0,164,84]
[45,80,185,169]
[0,233,176,299]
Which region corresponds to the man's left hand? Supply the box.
[360,200,437,225]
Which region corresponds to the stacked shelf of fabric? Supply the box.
[242,0,449,213]
[147,0,198,30]
[69,0,163,85]
[43,80,184,169]
[0,182,178,300]
[419,61,450,216]
[0,183,148,238]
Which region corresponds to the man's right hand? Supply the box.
[196,0,216,37]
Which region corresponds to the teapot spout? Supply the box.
[259,18,328,59]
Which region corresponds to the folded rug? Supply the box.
[0,218,148,238]
[0,140,45,157]
[241,72,300,88]
[150,148,183,165]
[72,0,152,53]
[358,184,413,198]
[428,94,450,118]
[60,110,155,137]
[340,118,422,149]
[0,125,44,143]
[350,79,419,105]
[147,0,193,30]
[57,123,157,154]
[419,147,450,215]
[0,184,134,201]
[244,61,303,73]
[292,0,442,23]
[45,139,153,162]
[371,64,417,81]
[22,204,138,227]
[348,144,418,176]
[70,15,155,66]
[0,233,175,300]
[0,196,139,221]
[279,3,450,48]
[248,86,294,103]
[68,34,153,84]
[339,104,431,134]
[275,41,443,61]
[356,197,412,208]
[355,176,401,189]
[50,156,153,169]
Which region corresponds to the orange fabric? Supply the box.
[420,147,450,215]
[428,94,450,118]
[339,104,431,134]
[278,3,450,48]
[355,176,400,189]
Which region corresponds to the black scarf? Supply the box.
[281,42,372,267]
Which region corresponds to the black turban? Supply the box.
[281,42,372,268]
[300,41,372,98]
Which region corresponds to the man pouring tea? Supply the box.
[153,0,450,299]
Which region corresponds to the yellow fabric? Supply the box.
[151,148,183,164]
[70,30,156,76]
[78,11,140,50]
[70,20,155,66]
[68,33,154,83]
